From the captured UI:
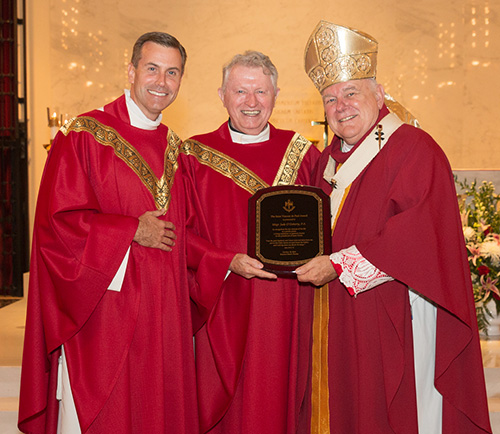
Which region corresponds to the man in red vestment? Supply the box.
[296,21,492,434]
[182,51,320,433]
[18,32,237,434]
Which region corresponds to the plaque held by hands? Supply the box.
[248,185,331,275]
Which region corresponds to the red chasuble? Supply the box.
[18,96,232,434]
[182,122,320,434]
[311,105,491,433]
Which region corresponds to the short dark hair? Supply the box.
[131,32,187,74]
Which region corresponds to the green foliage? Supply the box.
[456,178,500,235]
[455,177,500,336]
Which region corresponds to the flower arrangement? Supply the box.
[456,178,500,335]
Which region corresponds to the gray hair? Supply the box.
[366,77,379,90]
[221,50,278,92]
[131,32,187,74]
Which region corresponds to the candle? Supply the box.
[47,108,61,140]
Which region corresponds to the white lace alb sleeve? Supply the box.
[330,245,393,296]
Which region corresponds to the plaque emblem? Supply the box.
[283,199,295,213]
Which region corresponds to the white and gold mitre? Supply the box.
[304,21,378,93]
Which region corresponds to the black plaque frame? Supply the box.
[248,185,331,275]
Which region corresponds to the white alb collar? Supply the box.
[341,140,354,153]
[124,89,162,130]
[228,123,270,144]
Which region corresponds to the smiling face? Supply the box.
[218,64,279,135]
[128,42,183,120]
[322,79,385,145]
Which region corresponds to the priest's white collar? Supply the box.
[124,89,162,130]
[341,139,355,153]
[228,121,270,144]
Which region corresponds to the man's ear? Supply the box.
[375,84,385,109]
[127,63,135,85]
[218,87,226,107]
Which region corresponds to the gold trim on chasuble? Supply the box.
[273,133,313,185]
[62,116,181,211]
[310,166,351,434]
[312,283,330,434]
[181,139,268,194]
[181,133,312,194]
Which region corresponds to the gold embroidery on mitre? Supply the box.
[273,133,312,186]
[180,139,269,194]
[304,21,378,93]
[63,116,181,210]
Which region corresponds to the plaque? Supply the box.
[248,185,331,275]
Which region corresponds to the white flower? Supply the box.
[463,226,477,241]
[479,235,500,266]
